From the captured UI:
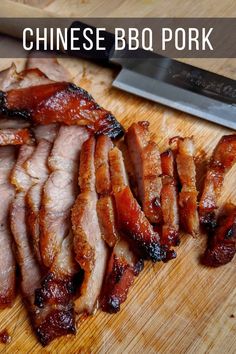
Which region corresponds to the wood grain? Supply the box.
[0,1,235,353]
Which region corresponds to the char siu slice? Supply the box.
[10,146,39,311]
[109,147,128,193]
[0,66,53,130]
[10,144,35,192]
[97,196,119,248]
[10,144,77,345]
[0,63,19,91]
[109,146,164,261]
[25,138,53,263]
[126,122,162,224]
[95,135,119,247]
[115,186,165,262]
[95,134,113,196]
[0,64,52,92]
[25,124,58,263]
[160,149,180,247]
[71,136,108,317]
[35,126,87,336]
[0,61,62,136]
[0,146,16,307]
[101,239,144,313]
[39,126,89,268]
[34,230,78,345]
[199,134,236,230]
[100,145,144,312]
[0,82,124,138]
[172,137,199,237]
[202,203,236,267]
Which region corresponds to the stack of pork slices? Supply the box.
[0,58,235,346]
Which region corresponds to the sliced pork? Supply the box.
[33,124,59,143]
[71,136,108,317]
[40,171,79,267]
[10,146,37,308]
[108,146,164,261]
[0,64,52,92]
[25,138,53,262]
[100,144,144,312]
[34,230,78,346]
[10,191,41,298]
[95,135,113,196]
[97,196,119,248]
[115,186,165,262]
[202,203,236,267]
[0,82,124,138]
[0,56,70,94]
[199,134,236,230]
[160,149,179,247]
[126,121,162,224]
[172,137,199,237]
[78,131,96,193]
[109,147,128,193]
[10,146,41,332]
[35,132,97,339]
[10,144,35,192]
[0,65,54,133]
[0,63,19,91]
[94,135,119,247]
[0,128,34,146]
[0,146,16,307]
[39,126,89,268]
[10,145,76,345]
[101,239,144,313]
[26,54,71,82]
[33,124,84,343]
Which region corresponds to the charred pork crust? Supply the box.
[0,91,30,119]
[202,203,236,267]
[0,82,124,139]
[115,186,166,262]
[101,254,144,313]
[35,308,76,347]
[34,272,77,309]
[94,113,124,139]
[199,134,236,230]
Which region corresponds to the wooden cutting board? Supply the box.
[0,53,235,354]
[0,1,236,353]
